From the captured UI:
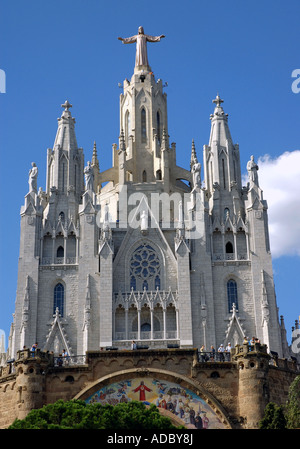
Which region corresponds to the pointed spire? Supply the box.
[161,127,168,150]
[91,141,100,171]
[209,94,232,148]
[54,100,78,151]
[119,129,126,151]
[190,139,197,169]
[280,315,286,330]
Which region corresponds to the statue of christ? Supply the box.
[118,26,165,68]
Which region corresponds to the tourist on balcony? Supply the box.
[209,345,216,361]
[199,345,206,362]
[218,344,225,361]
[225,342,232,361]
[30,342,38,357]
[62,349,69,365]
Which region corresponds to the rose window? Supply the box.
[130,244,161,291]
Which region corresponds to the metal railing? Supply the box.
[53,355,86,367]
[114,331,178,341]
[213,253,248,262]
[42,257,77,265]
[197,351,231,362]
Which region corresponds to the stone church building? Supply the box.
[6,27,292,362]
[1,26,300,431]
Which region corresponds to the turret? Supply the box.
[44,101,84,222]
[203,95,243,218]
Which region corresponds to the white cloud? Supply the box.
[253,151,300,258]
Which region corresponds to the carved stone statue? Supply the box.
[28,162,38,193]
[103,203,110,228]
[191,159,201,191]
[118,26,165,68]
[140,210,148,232]
[84,161,94,191]
[101,203,111,241]
[247,155,259,188]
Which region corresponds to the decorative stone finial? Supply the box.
[212,94,224,108]
[61,100,72,111]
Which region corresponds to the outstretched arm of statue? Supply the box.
[118,35,136,44]
[146,34,165,42]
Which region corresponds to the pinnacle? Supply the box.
[91,141,99,170]
[212,94,224,108]
[190,139,198,169]
[61,100,72,111]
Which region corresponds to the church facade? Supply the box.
[7,28,291,361]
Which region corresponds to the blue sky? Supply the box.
[0,0,299,348]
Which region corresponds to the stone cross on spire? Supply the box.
[61,100,72,111]
[212,94,224,108]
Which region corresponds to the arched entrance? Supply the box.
[73,368,231,429]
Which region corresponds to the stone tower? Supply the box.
[7,27,288,361]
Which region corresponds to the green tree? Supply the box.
[8,399,178,430]
[285,375,300,429]
[259,402,286,429]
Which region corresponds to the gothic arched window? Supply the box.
[141,108,146,143]
[226,242,233,254]
[156,111,161,145]
[155,275,160,290]
[222,158,226,189]
[130,276,136,291]
[57,246,64,258]
[227,279,238,312]
[141,323,151,332]
[142,170,147,182]
[129,243,161,291]
[125,110,130,145]
[54,283,64,316]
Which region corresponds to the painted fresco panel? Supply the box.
[85,377,226,429]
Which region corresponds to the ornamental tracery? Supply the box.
[130,243,161,291]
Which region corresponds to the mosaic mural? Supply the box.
[85,377,227,429]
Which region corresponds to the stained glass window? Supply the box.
[141,108,146,143]
[227,279,238,312]
[54,283,64,316]
[130,243,161,291]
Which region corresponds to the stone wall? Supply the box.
[0,345,298,429]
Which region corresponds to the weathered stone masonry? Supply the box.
[0,345,298,429]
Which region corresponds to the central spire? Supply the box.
[118,26,165,73]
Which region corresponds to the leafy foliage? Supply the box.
[259,402,286,429]
[8,399,177,430]
[285,375,300,429]
[259,375,300,429]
